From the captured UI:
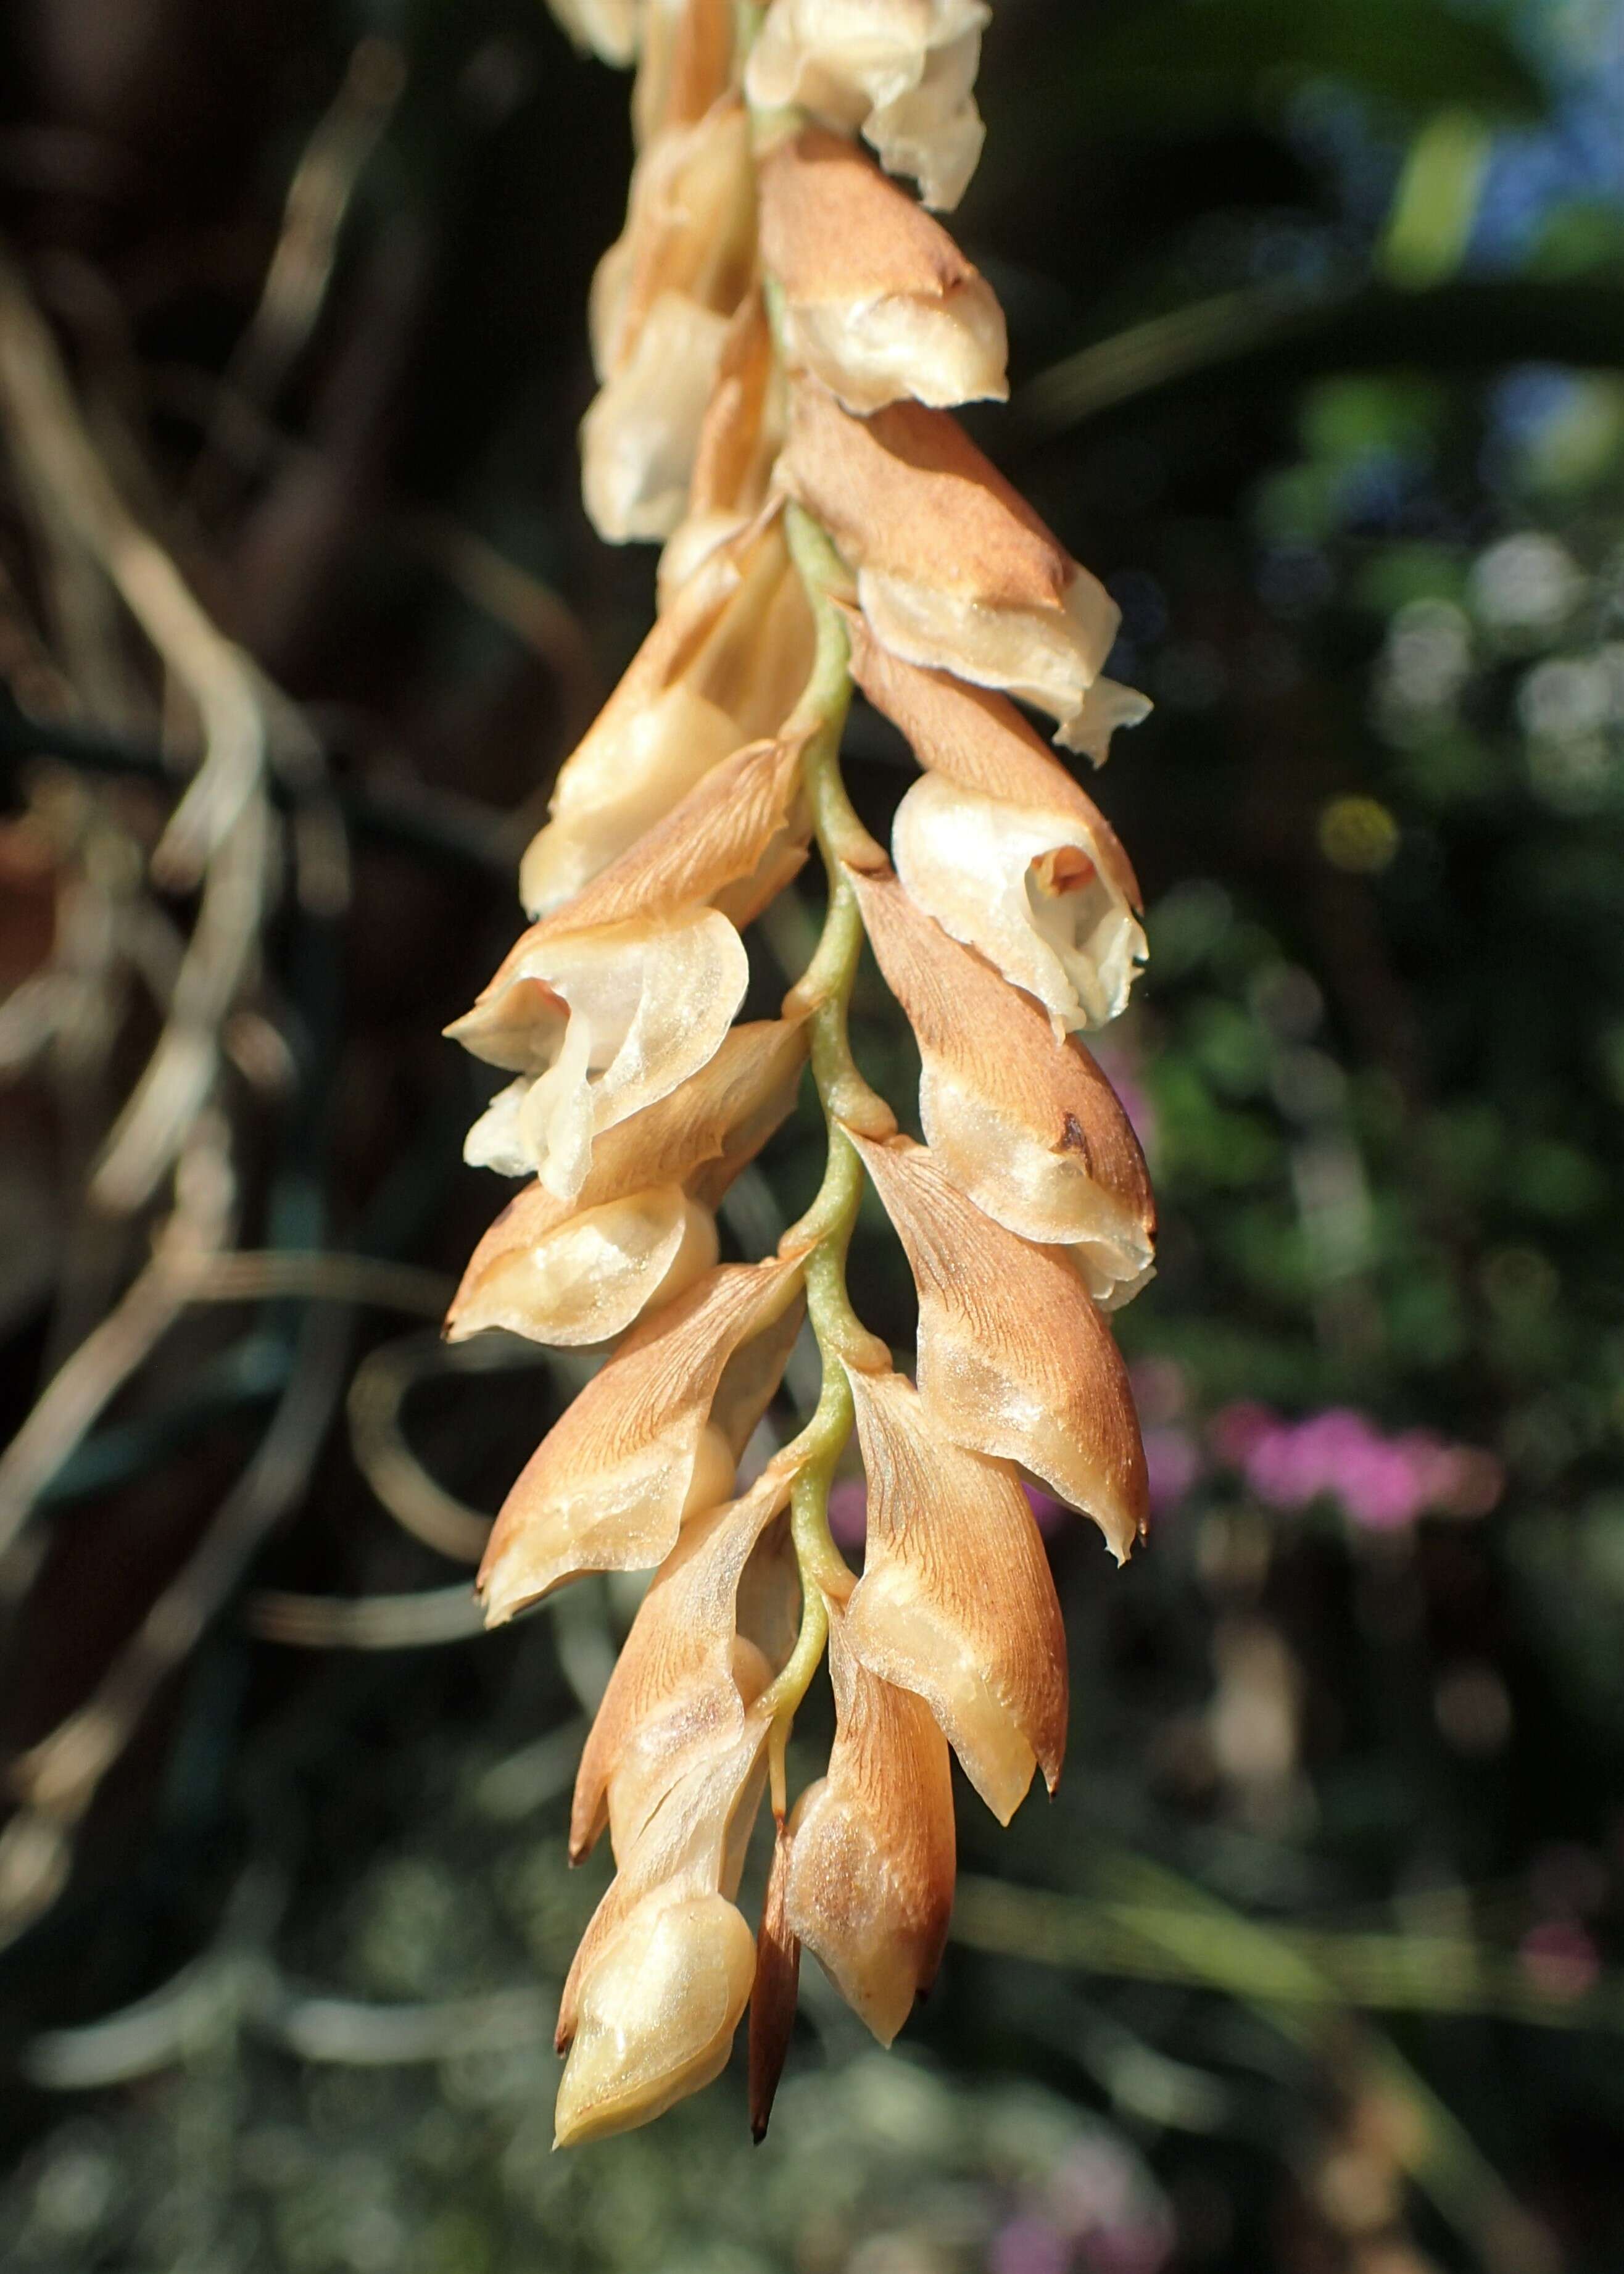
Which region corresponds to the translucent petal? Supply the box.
[582,292,731,542]
[447,1184,718,1347]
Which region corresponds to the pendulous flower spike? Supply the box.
[848,1129,1150,1562]
[457,0,1163,2142]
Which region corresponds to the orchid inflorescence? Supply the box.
[445,0,1156,2147]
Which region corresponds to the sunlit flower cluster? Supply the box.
[449,0,1154,2145]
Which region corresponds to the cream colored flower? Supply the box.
[847,620,1148,1031]
[849,1131,1148,1561]
[758,125,1006,413]
[744,0,990,212]
[783,1608,955,2044]
[583,99,756,541]
[844,1366,1067,1824]
[553,1890,757,2146]
[452,910,748,1200]
[520,517,813,916]
[476,1254,804,1621]
[781,383,1146,755]
[447,1016,808,1347]
[848,865,1153,1303]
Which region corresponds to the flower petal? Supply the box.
[582,290,732,541]
[744,0,990,210]
[849,864,1154,1300]
[532,731,808,939]
[845,1366,1066,1823]
[477,1255,804,1620]
[571,1460,797,1862]
[848,1131,1148,1561]
[760,125,1006,412]
[659,290,784,600]
[449,1185,717,1347]
[631,0,734,149]
[781,384,1138,748]
[783,1609,955,2044]
[520,517,814,915]
[553,1890,757,2146]
[456,909,750,1200]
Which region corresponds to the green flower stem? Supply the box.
[757,505,895,1812]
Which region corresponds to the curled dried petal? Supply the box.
[845,1366,1066,1823]
[454,910,750,1201]
[759,126,1006,412]
[477,1255,804,1621]
[849,1132,1148,1561]
[849,866,1153,1301]
[532,731,808,940]
[591,101,755,378]
[781,386,1138,752]
[553,1890,757,2146]
[449,1185,717,1347]
[784,1611,955,2045]
[520,518,813,916]
[744,0,989,211]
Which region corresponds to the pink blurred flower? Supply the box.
[1143,1426,1201,1514]
[1519,1920,1601,2001]
[1208,1403,1502,1532]
[991,2215,1072,2274]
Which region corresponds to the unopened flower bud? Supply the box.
[759,125,1006,412]
[745,0,990,212]
[554,1890,757,2145]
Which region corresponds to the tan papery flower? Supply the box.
[570,1459,798,1864]
[845,1365,1067,1824]
[782,1607,955,2045]
[447,1016,807,1347]
[451,910,747,1200]
[518,516,813,917]
[744,0,990,212]
[848,865,1154,1304]
[476,1254,804,1622]
[847,618,1148,1029]
[781,382,1149,755]
[583,99,756,539]
[848,1131,1148,1562]
[758,124,1006,412]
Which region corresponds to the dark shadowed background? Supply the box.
[2,1,1623,2268]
